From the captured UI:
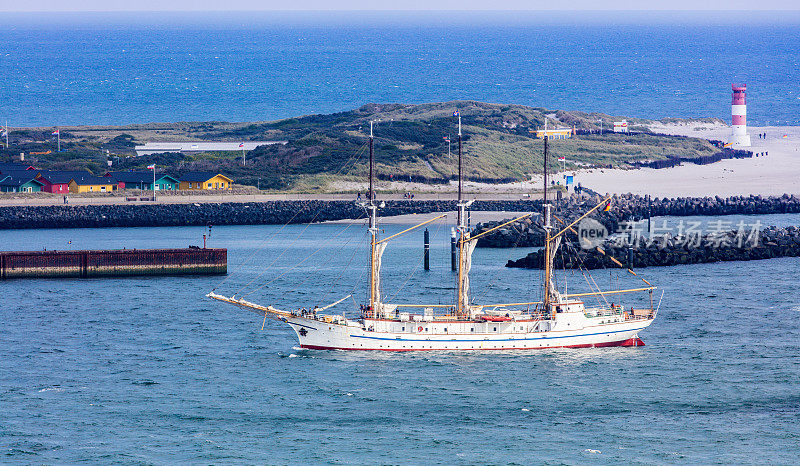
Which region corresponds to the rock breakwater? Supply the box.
[0,200,541,230]
[506,226,800,269]
[2,193,800,231]
[472,193,800,248]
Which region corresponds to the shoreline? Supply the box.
[2,122,797,202]
[573,123,800,197]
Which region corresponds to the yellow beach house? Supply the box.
[179,172,233,191]
[531,126,574,140]
[68,174,116,193]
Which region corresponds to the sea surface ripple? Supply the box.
[1,11,799,127]
[1,220,799,463]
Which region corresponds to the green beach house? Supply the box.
[0,173,45,193]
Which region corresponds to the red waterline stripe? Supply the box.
[299,337,645,352]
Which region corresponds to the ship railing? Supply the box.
[626,308,655,321]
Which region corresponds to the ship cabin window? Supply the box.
[401,327,405,332]
[493,327,497,332]
[470,328,474,332]
[443,328,447,333]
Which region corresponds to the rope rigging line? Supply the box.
[385,217,446,303]
[348,235,372,306]
[228,141,370,297]
[241,218,363,298]
[324,228,370,310]
[211,200,314,293]
[213,140,369,293]
[562,239,608,308]
[470,213,531,307]
[284,215,367,303]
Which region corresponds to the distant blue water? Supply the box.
[2,221,799,462]
[1,11,799,127]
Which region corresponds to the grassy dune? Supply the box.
[0,101,722,190]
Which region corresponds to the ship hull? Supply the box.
[299,337,644,351]
[285,317,652,352]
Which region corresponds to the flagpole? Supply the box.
[57,129,60,152]
[153,165,156,201]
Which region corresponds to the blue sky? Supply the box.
[1,0,799,11]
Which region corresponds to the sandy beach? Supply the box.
[331,123,800,199]
[574,123,800,198]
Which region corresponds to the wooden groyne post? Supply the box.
[424,228,430,271]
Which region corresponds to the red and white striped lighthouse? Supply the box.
[729,84,751,147]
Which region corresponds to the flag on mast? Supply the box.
[147,164,155,170]
[238,143,245,148]
[558,156,566,162]
[52,129,59,135]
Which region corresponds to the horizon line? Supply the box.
[2,9,800,12]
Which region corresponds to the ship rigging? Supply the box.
[208,113,660,351]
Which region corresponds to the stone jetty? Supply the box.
[506,226,800,269]
[472,192,800,248]
[1,193,799,231]
[0,200,539,230]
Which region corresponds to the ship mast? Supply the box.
[542,130,553,315]
[368,121,380,317]
[455,111,470,318]
[543,119,548,205]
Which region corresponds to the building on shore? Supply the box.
[178,172,233,191]
[531,127,573,140]
[0,173,44,192]
[613,120,629,133]
[0,162,36,173]
[104,171,180,191]
[37,171,91,194]
[134,141,287,156]
[68,175,116,193]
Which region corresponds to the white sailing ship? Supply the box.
[208,115,660,351]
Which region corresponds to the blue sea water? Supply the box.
[1,220,799,463]
[1,11,800,127]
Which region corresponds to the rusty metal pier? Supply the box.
[0,248,227,279]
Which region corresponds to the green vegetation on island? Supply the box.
[0,101,724,191]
